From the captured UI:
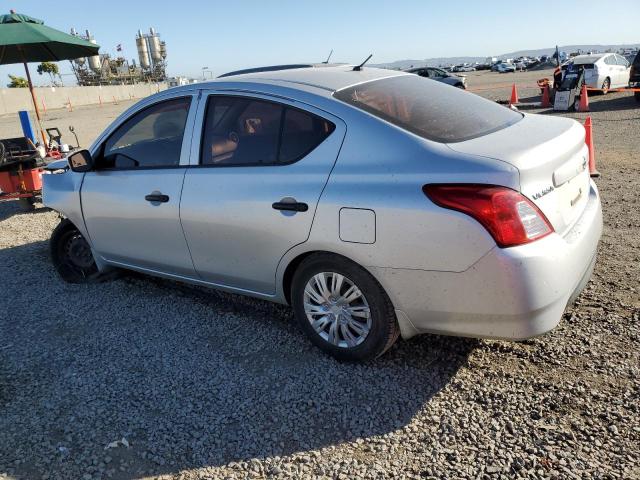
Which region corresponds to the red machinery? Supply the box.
[1,127,78,209]
[0,137,46,210]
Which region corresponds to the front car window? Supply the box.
[200,96,335,166]
[334,75,522,143]
[101,97,191,169]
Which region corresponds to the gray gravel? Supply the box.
[1,74,639,480]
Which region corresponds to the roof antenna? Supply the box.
[353,54,373,71]
[322,49,333,64]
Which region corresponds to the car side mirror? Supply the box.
[67,149,93,172]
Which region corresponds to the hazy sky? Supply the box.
[1,0,639,85]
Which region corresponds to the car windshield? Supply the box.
[333,75,522,143]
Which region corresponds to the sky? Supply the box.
[1,0,639,85]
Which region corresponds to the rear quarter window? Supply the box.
[333,75,522,143]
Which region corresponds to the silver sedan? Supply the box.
[44,65,602,361]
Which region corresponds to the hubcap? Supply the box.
[64,233,94,269]
[303,272,372,349]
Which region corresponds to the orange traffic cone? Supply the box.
[541,85,551,108]
[577,84,589,112]
[584,116,599,177]
[509,84,519,105]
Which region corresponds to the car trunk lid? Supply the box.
[446,114,590,236]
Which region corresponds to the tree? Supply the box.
[7,74,28,88]
[37,61,62,86]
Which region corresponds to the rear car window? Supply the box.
[200,96,335,166]
[333,75,522,143]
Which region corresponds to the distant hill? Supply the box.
[373,44,640,70]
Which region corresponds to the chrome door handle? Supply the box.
[145,193,169,203]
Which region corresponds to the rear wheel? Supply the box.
[601,77,610,95]
[50,219,99,283]
[291,253,399,361]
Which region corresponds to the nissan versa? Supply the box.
[43,65,603,361]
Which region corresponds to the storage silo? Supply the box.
[136,30,151,69]
[86,30,101,73]
[148,27,163,64]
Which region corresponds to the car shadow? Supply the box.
[0,200,50,221]
[582,92,639,113]
[0,240,476,480]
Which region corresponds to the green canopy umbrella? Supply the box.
[0,10,99,144]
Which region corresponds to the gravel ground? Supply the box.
[1,72,639,480]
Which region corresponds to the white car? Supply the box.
[566,53,630,93]
[496,63,516,73]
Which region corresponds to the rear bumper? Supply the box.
[374,181,603,340]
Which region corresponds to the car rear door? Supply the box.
[81,93,199,277]
[614,54,630,87]
[179,91,346,295]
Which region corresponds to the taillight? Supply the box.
[423,184,554,248]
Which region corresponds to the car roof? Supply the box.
[172,65,409,95]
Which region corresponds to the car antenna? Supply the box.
[353,54,373,71]
[322,49,333,64]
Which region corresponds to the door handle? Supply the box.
[272,201,308,212]
[145,193,170,203]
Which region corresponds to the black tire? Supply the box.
[291,253,399,361]
[635,91,640,103]
[601,78,610,95]
[50,219,100,283]
[17,197,36,211]
[456,83,466,89]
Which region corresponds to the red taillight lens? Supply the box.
[423,184,554,248]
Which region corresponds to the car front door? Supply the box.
[179,92,346,295]
[81,94,199,277]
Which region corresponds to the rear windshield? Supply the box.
[333,75,522,143]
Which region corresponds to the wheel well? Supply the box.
[282,251,317,305]
[52,217,76,236]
